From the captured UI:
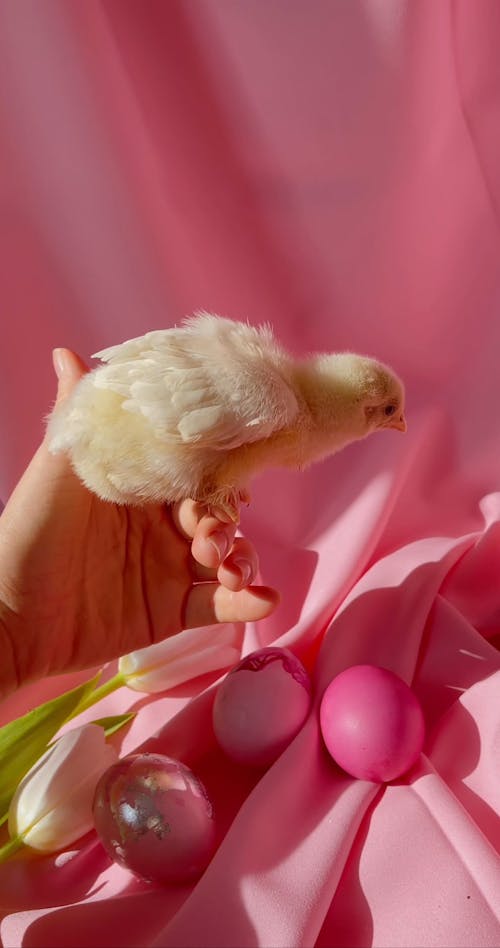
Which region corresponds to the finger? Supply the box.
[172,500,238,570]
[171,498,208,539]
[52,348,89,404]
[217,537,259,591]
[191,517,239,570]
[189,536,259,589]
[41,348,89,461]
[183,583,280,628]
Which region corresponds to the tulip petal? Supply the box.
[0,673,101,824]
[126,645,241,693]
[119,623,242,693]
[8,724,118,852]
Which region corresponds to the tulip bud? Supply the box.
[118,623,242,694]
[8,724,118,852]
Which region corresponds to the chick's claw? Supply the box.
[207,487,246,524]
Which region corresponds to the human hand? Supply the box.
[0,349,279,698]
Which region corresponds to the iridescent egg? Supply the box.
[212,646,312,767]
[320,664,425,782]
[93,753,216,884]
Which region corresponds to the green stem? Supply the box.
[0,834,24,863]
[68,671,126,720]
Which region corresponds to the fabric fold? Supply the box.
[1,1,500,946]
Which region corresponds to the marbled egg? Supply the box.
[93,753,216,884]
[212,646,312,767]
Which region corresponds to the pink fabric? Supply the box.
[0,1,499,945]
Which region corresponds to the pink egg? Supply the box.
[93,754,217,884]
[320,665,425,782]
[212,647,312,767]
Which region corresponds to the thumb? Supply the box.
[52,348,88,404]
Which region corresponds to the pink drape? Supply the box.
[0,1,499,945]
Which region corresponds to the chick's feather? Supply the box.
[47,313,405,519]
[92,314,299,448]
[47,315,300,514]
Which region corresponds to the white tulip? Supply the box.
[8,724,118,852]
[119,623,241,693]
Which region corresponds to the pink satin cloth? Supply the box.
[0,2,499,945]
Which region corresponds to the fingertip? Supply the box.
[219,583,280,622]
[52,347,88,380]
[52,348,88,402]
[249,584,281,617]
[191,521,237,569]
[183,583,280,628]
[172,499,208,539]
[52,348,67,381]
[217,538,260,590]
[219,557,253,591]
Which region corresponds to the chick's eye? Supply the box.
[384,404,396,416]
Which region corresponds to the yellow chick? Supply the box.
[47,313,406,521]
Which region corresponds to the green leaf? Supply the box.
[90,712,135,738]
[0,833,24,863]
[0,673,101,822]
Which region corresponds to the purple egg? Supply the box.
[212,646,312,767]
[93,754,217,884]
[320,665,425,782]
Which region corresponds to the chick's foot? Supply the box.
[205,486,250,523]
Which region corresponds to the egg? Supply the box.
[92,753,217,884]
[319,664,425,782]
[212,646,312,767]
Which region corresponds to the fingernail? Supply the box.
[52,348,67,380]
[232,557,253,587]
[208,530,229,562]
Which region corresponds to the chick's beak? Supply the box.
[389,413,407,433]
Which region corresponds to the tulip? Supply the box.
[7,724,118,853]
[72,625,242,715]
[117,623,242,694]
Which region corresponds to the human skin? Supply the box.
[0,349,279,699]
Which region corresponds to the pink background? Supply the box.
[0,1,499,945]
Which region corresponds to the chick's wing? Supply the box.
[92,325,299,451]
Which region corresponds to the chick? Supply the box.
[47,313,406,521]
